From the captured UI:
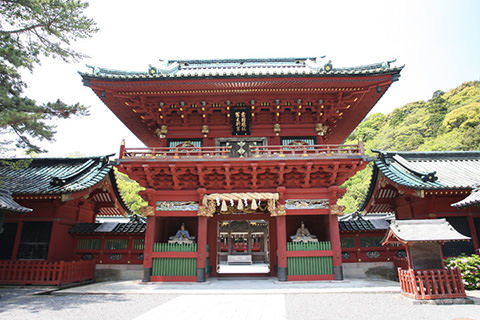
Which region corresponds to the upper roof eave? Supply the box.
[79,66,404,82]
[78,57,403,82]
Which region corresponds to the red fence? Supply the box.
[398,268,466,300]
[0,260,95,285]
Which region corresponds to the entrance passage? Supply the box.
[217,220,269,274]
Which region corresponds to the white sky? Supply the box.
[19,0,480,158]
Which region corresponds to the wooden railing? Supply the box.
[250,143,363,158]
[398,268,466,300]
[121,146,231,160]
[0,260,95,285]
[120,142,364,160]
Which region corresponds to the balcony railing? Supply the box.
[121,146,232,160]
[250,144,363,158]
[119,142,364,161]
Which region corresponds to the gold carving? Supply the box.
[271,204,286,217]
[330,204,346,215]
[197,201,216,217]
[315,123,328,136]
[139,206,155,217]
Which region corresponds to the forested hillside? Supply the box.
[338,81,480,213]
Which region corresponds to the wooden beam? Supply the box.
[142,165,155,188]
[303,162,313,188]
[168,164,181,190]
[328,162,340,185]
[223,163,231,190]
[278,162,285,185]
[196,164,205,187]
[251,163,258,189]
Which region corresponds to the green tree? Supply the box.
[115,169,147,215]
[0,0,97,154]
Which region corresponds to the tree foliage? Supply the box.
[0,0,97,154]
[115,169,147,215]
[339,81,480,213]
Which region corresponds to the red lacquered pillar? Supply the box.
[197,215,208,282]
[143,216,157,282]
[328,186,343,280]
[329,212,343,280]
[276,215,288,281]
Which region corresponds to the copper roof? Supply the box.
[80,57,403,81]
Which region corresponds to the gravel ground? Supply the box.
[0,288,479,320]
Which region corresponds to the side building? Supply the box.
[359,150,480,256]
[0,156,132,285]
[80,57,403,282]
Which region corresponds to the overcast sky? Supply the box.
[19,0,480,158]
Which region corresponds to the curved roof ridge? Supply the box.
[80,57,403,79]
[0,155,113,195]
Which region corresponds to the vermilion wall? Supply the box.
[4,198,97,262]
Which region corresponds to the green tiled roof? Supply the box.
[372,150,480,190]
[338,212,390,232]
[69,216,146,234]
[0,156,112,195]
[0,188,32,213]
[79,57,403,81]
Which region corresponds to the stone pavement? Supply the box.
[53,278,402,295]
[1,279,480,320]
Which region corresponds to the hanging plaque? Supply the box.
[231,108,251,135]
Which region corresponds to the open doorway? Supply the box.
[217,220,270,274]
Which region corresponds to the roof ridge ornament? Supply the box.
[382,59,397,69]
[148,60,180,75]
[305,56,333,72]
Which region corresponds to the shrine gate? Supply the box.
[81,57,402,281]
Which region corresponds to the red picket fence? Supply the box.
[0,260,95,285]
[398,268,466,300]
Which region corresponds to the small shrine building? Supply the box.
[80,57,403,282]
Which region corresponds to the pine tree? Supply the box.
[0,0,97,154]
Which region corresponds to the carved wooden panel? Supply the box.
[216,137,267,158]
